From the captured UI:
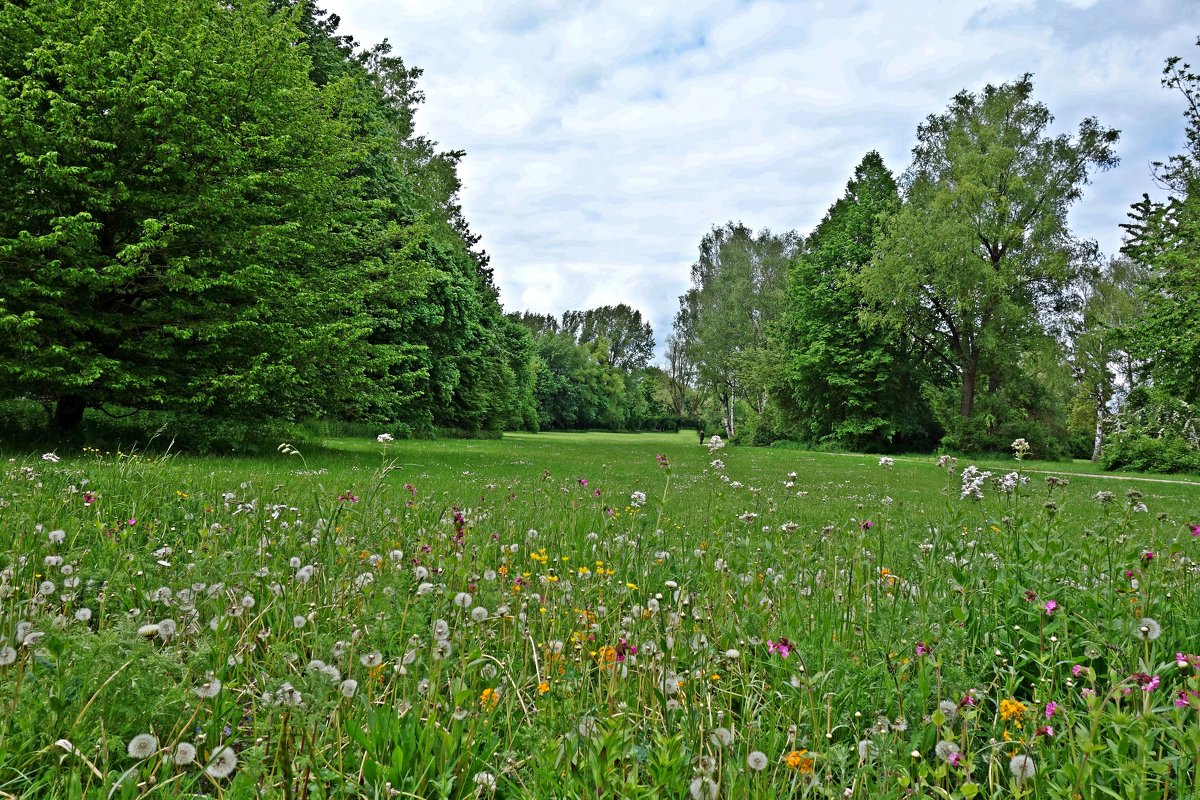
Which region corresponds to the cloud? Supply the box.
[322,0,1200,359]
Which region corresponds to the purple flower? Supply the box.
[767,638,792,659]
[1190,523,1200,537]
[1141,550,1155,563]
[1072,664,1084,678]
[127,517,136,526]
[860,519,874,531]
[1044,702,1057,719]
[915,642,930,657]
[579,478,587,487]
[1043,600,1058,616]
[947,752,963,768]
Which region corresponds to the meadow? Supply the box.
[0,431,1197,799]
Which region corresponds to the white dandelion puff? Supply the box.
[1135,617,1162,642]
[747,751,769,771]
[195,679,221,699]
[1009,753,1035,783]
[127,733,158,760]
[205,745,237,779]
[174,742,197,765]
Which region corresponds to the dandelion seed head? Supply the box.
[1009,753,1036,783]
[127,733,158,759]
[205,745,237,779]
[174,741,197,765]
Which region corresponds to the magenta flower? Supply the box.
[1177,691,1192,709]
[767,638,792,658]
[578,478,587,487]
[860,519,874,531]
[655,453,670,469]
[83,492,96,506]
[1072,664,1084,678]
[1044,701,1057,719]
[1190,523,1200,537]
[1036,725,1054,738]
[947,752,963,768]
[1141,550,1155,563]
[1043,600,1058,616]
[915,642,930,657]
[127,517,136,526]
[1081,688,1096,700]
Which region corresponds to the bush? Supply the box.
[1101,388,1200,474]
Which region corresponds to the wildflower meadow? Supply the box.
[0,432,1197,799]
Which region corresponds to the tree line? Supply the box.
[2,2,1197,468]
[670,57,1200,471]
[1,0,541,445]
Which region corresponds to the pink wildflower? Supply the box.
[1044,702,1057,719]
[1190,523,1200,537]
[1072,664,1084,678]
[767,638,792,658]
[915,642,930,657]
[1043,600,1058,616]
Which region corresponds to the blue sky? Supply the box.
[321,0,1200,358]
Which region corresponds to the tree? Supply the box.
[560,304,655,373]
[0,0,368,432]
[1068,258,1148,460]
[862,75,1119,449]
[1122,39,1200,405]
[772,151,935,449]
[678,223,798,439]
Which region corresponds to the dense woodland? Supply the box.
[1,2,1198,470]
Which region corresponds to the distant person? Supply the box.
[698,424,705,444]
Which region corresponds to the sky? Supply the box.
[322,0,1200,358]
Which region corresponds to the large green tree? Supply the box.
[678,223,798,439]
[1123,39,1200,405]
[561,304,655,373]
[862,75,1119,449]
[0,0,367,431]
[772,151,935,449]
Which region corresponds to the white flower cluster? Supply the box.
[995,471,1029,494]
[960,466,992,500]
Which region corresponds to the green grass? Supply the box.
[0,433,1197,798]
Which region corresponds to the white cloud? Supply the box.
[322,0,1200,357]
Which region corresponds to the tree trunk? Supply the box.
[53,394,86,434]
[1091,384,1104,462]
[960,357,977,418]
[723,391,736,440]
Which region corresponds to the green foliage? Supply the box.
[0,1,536,444]
[561,304,655,373]
[1122,38,1200,406]
[0,0,369,431]
[863,75,1119,454]
[677,223,799,439]
[772,152,936,452]
[1102,388,1200,473]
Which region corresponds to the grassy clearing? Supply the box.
[0,433,1197,799]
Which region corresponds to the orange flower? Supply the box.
[537,681,550,694]
[480,688,499,710]
[785,750,814,773]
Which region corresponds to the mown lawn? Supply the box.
[0,432,1197,798]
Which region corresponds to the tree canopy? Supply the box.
[862,75,1119,450]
